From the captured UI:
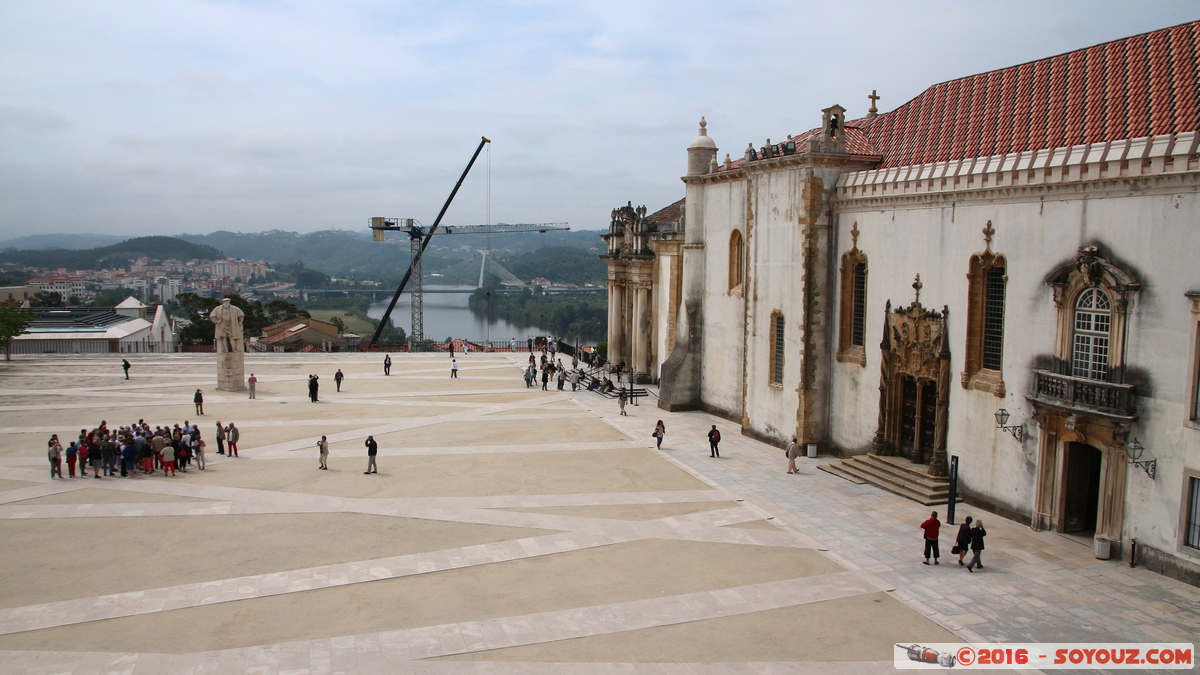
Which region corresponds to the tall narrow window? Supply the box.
[1072,288,1111,381]
[729,229,745,292]
[982,265,1006,370]
[771,312,785,385]
[837,231,868,366]
[962,226,1006,396]
[1186,476,1200,550]
[852,262,866,347]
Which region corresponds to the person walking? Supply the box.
[383,354,391,376]
[450,359,458,378]
[215,421,225,454]
[786,437,800,474]
[965,520,987,572]
[122,359,131,380]
[920,511,941,565]
[569,369,580,392]
[247,373,257,399]
[524,365,534,388]
[317,435,329,470]
[334,369,344,392]
[618,390,628,415]
[364,435,378,474]
[653,420,665,449]
[193,389,204,415]
[707,425,721,458]
[48,436,63,479]
[226,422,240,457]
[954,516,975,565]
[556,368,566,391]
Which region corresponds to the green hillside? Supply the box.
[0,236,224,270]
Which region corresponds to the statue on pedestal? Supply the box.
[209,298,246,391]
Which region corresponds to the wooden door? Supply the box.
[899,377,917,459]
[1063,442,1102,533]
[918,382,937,464]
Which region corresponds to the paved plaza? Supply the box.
[0,353,1196,674]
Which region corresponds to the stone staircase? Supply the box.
[819,454,960,506]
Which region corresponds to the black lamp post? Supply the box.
[994,408,1023,441]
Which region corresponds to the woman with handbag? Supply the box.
[953,516,974,565]
[653,420,665,449]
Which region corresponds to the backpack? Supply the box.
[712,431,721,442]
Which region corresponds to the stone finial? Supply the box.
[982,220,995,250]
[912,273,923,305]
[698,116,708,135]
[709,155,718,173]
[850,222,859,250]
[724,153,732,170]
[868,90,881,117]
[745,142,756,161]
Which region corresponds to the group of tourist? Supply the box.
[46,419,241,479]
[919,510,988,571]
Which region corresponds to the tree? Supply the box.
[0,305,34,360]
[329,316,345,333]
[29,292,64,307]
[175,293,220,345]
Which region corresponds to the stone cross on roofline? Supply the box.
[867,90,881,117]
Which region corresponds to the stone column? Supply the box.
[632,283,651,378]
[608,282,624,365]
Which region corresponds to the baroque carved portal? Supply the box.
[871,277,951,477]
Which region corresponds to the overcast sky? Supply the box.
[0,1,1196,239]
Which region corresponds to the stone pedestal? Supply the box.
[217,351,246,392]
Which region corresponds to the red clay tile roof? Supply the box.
[647,198,685,225]
[861,20,1200,168]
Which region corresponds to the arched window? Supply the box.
[729,229,744,293]
[1072,288,1111,380]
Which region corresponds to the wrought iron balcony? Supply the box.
[1027,369,1136,421]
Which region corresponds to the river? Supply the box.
[366,285,603,344]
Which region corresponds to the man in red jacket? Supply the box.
[920,511,941,565]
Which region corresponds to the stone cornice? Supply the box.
[834,170,1200,212]
[682,152,880,185]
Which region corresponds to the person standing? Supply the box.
[618,390,628,415]
[653,420,665,449]
[66,440,79,478]
[226,422,240,457]
[707,425,721,458]
[449,340,455,358]
[527,337,534,352]
[510,337,516,352]
[122,359,131,380]
[48,436,63,479]
[450,359,458,378]
[965,520,987,572]
[364,435,377,474]
[247,373,257,399]
[556,368,566,391]
[786,437,800,474]
[161,440,176,476]
[215,421,225,454]
[541,365,550,391]
[920,511,941,565]
[308,374,320,402]
[569,369,580,392]
[317,435,329,470]
[334,369,344,392]
[383,354,391,375]
[954,516,975,565]
[194,389,205,415]
[193,433,206,470]
[150,432,167,473]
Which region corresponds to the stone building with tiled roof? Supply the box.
[618,20,1200,584]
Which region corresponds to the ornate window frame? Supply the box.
[769,310,784,388]
[1186,292,1200,429]
[728,228,745,295]
[1046,244,1141,383]
[836,222,867,366]
[962,222,1008,396]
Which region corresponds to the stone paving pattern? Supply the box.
[0,354,1194,674]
